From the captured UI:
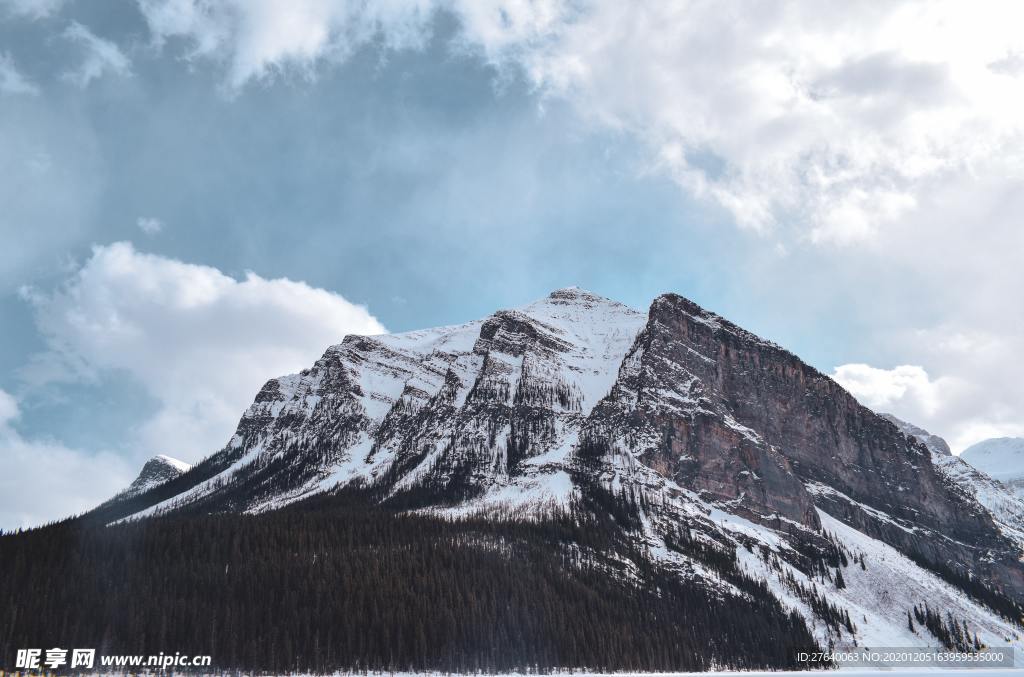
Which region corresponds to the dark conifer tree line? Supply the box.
[0,484,821,674]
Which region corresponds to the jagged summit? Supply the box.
[544,286,628,305]
[880,413,952,456]
[546,285,595,298]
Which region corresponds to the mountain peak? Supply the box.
[539,286,631,308]
[879,413,952,456]
[152,454,192,473]
[122,454,192,498]
[517,288,641,329]
[547,286,601,299]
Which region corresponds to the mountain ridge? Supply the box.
[76,287,1024,657]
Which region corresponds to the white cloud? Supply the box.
[135,1,1024,244]
[62,21,131,88]
[21,242,387,463]
[831,363,949,418]
[832,357,1024,454]
[0,388,136,530]
[0,52,38,95]
[502,2,1024,241]
[821,172,1024,454]
[137,216,163,234]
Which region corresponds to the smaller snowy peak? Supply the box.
[962,438,1024,484]
[123,455,192,497]
[154,454,191,473]
[879,413,951,456]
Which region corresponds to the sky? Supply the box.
[2,0,1024,529]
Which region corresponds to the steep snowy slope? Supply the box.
[83,288,1024,653]
[964,438,1024,493]
[932,453,1024,548]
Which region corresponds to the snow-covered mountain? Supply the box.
[85,288,1024,654]
[963,438,1024,494]
[119,454,192,499]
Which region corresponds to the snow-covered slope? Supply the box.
[963,438,1024,492]
[86,288,1024,653]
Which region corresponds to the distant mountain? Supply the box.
[963,438,1024,493]
[120,454,191,498]
[4,288,1023,674]
[880,413,952,456]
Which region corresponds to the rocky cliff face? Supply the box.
[90,288,1024,649]
[587,295,819,531]
[628,295,1021,599]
